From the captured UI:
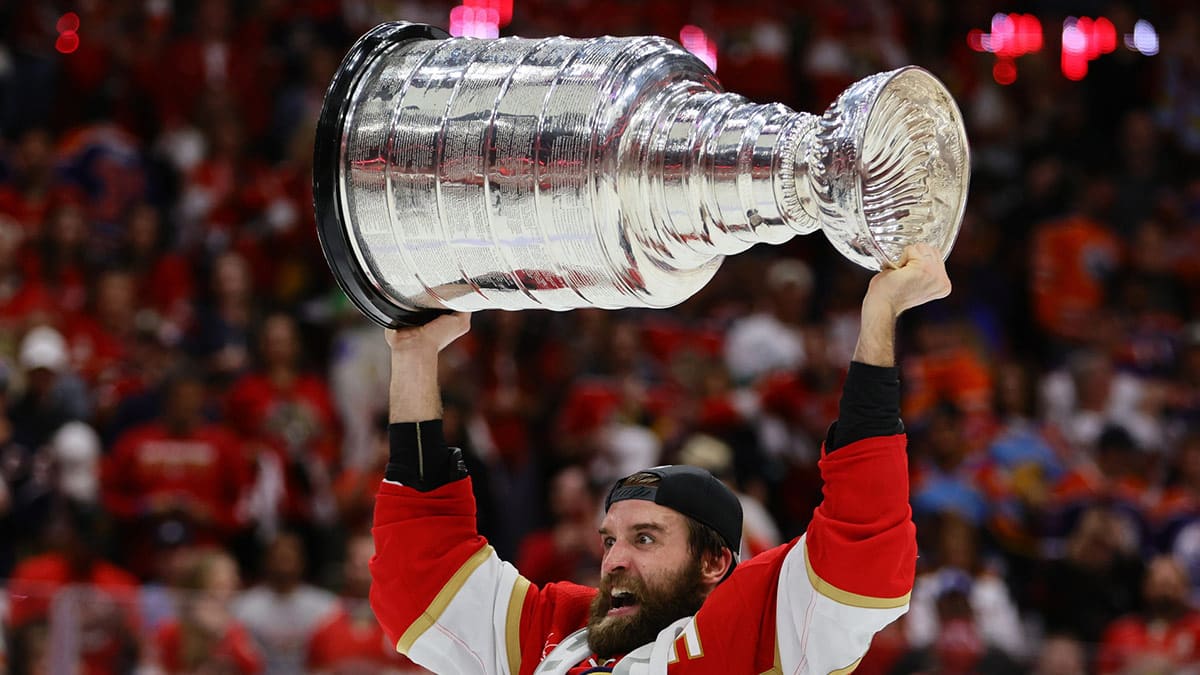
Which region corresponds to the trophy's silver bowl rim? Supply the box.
[313,21,452,328]
[859,65,971,270]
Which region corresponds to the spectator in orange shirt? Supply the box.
[1030,182,1123,347]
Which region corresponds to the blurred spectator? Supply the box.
[327,313,390,472]
[516,464,603,586]
[1038,505,1145,649]
[153,549,263,674]
[186,250,258,383]
[910,401,989,528]
[232,531,338,675]
[1041,349,1164,453]
[1165,323,1200,434]
[906,515,1026,662]
[901,318,993,431]
[1033,635,1088,675]
[32,199,92,317]
[226,312,339,539]
[9,324,90,451]
[307,533,429,674]
[0,215,51,337]
[0,127,57,233]
[48,420,101,506]
[61,268,139,394]
[1047,425,1153,552]
[101,366,251,578]
[982,360,1068,560]
[113,202,195,339]
[722,257,812,385]
[1030,183,1123,348]
[6,501,140,675]
[1097,555,1200,674]
[1153,432,1200,567]
[890,566,1022,674]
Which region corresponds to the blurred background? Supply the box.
[1,0,1198,673]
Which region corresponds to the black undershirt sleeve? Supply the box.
[825,361,904,452]
[386,420,468,491]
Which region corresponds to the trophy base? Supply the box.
[313,22,451,328]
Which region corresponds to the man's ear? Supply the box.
[700,548,733,587]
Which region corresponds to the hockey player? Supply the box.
[371,243,952,674]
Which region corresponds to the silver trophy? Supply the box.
[314,22,970,327]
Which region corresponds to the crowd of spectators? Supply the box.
[1,0,1199,673]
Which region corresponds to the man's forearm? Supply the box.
[852,304,897,367]
[390,349,442,423]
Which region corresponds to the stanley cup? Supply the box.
[314,22,970,327]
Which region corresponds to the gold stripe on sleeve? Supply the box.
[505,575,532,675]
[803,544,911,610]
[396,545,496,653]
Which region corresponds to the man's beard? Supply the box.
[586,558,708,660]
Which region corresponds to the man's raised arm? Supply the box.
[773,244,951,674]
[383,313,470,489]
[371,313,529,674]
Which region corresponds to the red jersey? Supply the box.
[102,422,251,541]
[225,372,339,462]
[1097,612,1200,674]
[155,620,263,674]
[7,553,140,675]
[307,600,422,673]
[371,434,916,674]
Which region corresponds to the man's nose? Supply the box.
[601,540,631,576]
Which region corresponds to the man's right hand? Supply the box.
[853,243,952,367]
[386,312,471,423]
[385,312,472,355]
[862,243,953,320]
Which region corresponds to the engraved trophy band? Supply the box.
[313,22,970,327]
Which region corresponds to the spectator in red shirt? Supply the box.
[6,502,141,675]
[113,202,195,340]
[102,365,251,577]
[226,311,339,529]
[307,533,430,674]
[0,215,52,335]
[30,199,93,317]
[516,465,604,587]
[1098,555,1200,673]
[153,548,263,674]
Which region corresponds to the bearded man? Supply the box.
[371,244,952,674]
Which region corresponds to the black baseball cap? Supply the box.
[605,465,743,572]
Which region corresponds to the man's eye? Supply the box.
[637,534,654,545]
[602,537,615,549]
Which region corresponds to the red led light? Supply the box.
[57,12,80,33]
[1094,17,1117,54]
[56,31,79,54]
[967,29,985,52]
[993,58,1017,85]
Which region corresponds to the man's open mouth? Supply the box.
[608,589,639,615]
